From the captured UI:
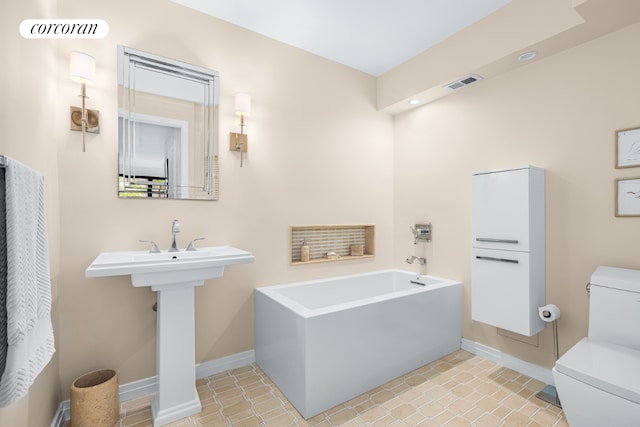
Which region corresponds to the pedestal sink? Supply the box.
[86,246,255,426]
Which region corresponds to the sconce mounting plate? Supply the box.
[229,132,248,152]
[70,106,100,133]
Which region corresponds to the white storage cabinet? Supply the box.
[471,166,545,336]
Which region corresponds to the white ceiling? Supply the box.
[170,0,512,76]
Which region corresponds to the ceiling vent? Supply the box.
[445,74,483,90]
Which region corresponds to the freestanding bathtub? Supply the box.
[255,269,462,419]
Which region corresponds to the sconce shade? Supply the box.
[70,51,96,85]
[234,92,251,116]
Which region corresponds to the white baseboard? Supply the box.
[461,338,554,385]
[51,343,551,427]
[196,350,255,379]
[51,350,256,427]
[49,401,69,427]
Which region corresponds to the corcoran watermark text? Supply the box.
[20,19,109,39]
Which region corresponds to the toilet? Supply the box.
[552,266,640,427]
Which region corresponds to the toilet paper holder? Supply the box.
[535,303,562,408]
[538,303,561,323]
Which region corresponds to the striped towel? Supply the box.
[0,158,55,407]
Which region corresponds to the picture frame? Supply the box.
[615,178,640,217]
[615,127,640,168]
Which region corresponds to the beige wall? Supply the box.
[0,0,63,426]
[1,0,395,422]
[2,0,639,424]
[394,22,640,368]
[52,0,395,401]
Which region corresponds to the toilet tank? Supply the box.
[588,266,640,351]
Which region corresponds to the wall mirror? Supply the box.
[117,45,219,200]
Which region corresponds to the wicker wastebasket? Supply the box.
[70,369,119,427]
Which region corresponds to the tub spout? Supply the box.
[405,256,427,266]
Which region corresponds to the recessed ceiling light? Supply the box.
[408,99,421,105]
[518,51,537,62]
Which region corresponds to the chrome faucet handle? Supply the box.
[186,238,205,252]
[139,240,160,253]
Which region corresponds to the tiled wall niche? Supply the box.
[290,224,375,265]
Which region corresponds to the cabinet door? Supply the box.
[472,168,530,251]
[471,248,534,336]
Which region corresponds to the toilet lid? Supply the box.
[555,337,640,404]
[591,266,640,293]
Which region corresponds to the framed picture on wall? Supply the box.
[616,127,640,168]
[615,178,640,217]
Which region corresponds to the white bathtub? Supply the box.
[255,269,463,419]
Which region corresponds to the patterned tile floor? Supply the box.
[83,350,569,427]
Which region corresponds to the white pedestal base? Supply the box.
[151,393,202,427]
[151,282,203,426]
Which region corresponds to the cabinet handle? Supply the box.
[475,256,519,264]
[476,238,519,244]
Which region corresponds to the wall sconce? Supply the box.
[69,51,100,152]
[229,92,251,167]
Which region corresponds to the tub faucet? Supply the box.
[169,219,180,252]
[405,256,427,266]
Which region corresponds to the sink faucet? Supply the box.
[169,219,180,252]
[405,256,427,266]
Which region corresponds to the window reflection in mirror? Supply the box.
[117,45,219,200]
